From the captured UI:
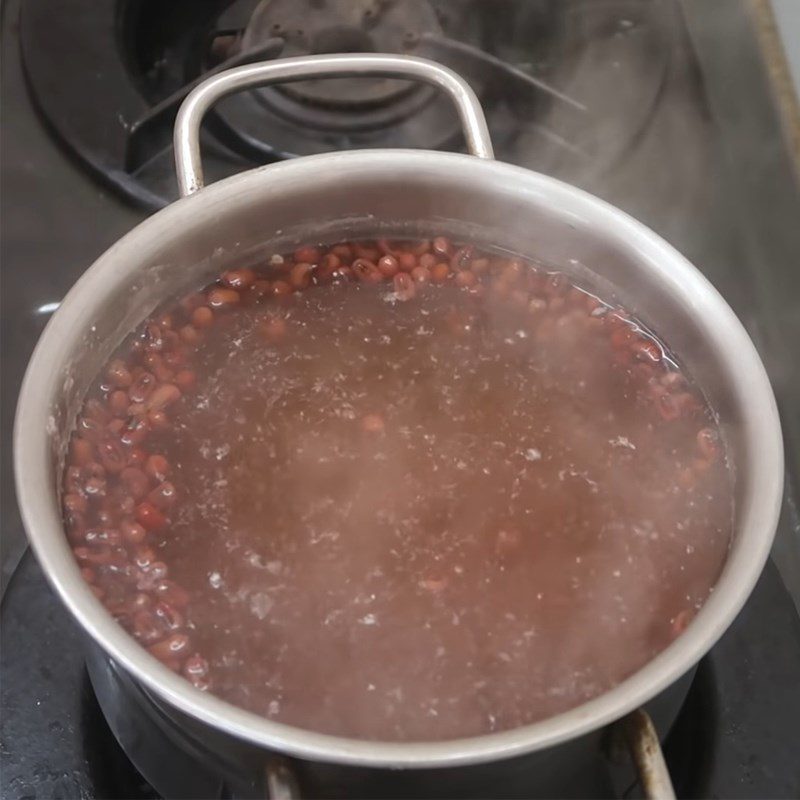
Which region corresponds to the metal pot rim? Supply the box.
[14,150,784,768]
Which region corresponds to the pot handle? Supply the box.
[612,709,677,800]
[173,53,494,197]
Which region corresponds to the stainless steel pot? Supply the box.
[14,54,784,796]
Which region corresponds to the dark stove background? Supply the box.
[18,0,674,208]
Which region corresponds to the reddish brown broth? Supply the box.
[63,238,732,741]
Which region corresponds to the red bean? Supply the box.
[432,236,452,256]
[547,295,565,314]
[418,253,437,270]
[144,454,169,482]
[419,576,448,593]
[86,527,122,547]
[528,297,547,317]
[179,325,200,345]
[393,272,416,302]
[131,593,152,611]
[117,493,136,516]
[207,287,240,309]
[397,252,417,272]
[289,262,314,290]
[121,416,150,447]
[132,610,163,644]
[154,601,184,630]
[144,324,165,352]
[148,481,177,510]
[183,655,211,689]
[455,270,476,288]
[129,371,156,403]
[696,428,719,461]
[656,393,681,421]
[121,518,147,544]
[377,255,399,278]
[106,359,133,388]
[95,504,117,526]
[332,265,353,282]
[352,259,383,284]
[692,457,712,474]
[221,268,256,289]
[271,280,291,297]
[260,316,287,343]
[143,353,173,383]
[471,258,489,275]
[634,339,662,363]
[73,545,113,566]
[133,545,157,569]
[80,567,96,584]
[121,467,149,500]
[251,279,272,297]
[409,240,431,256]
[661,371,686,390]
[97,436,127,474]
[321,253,341,270]
[353,242,379,261]
[77,416,106,443]
[66,512,87,545]
[670,608,694,638]
[63,493,87,514]
[147,383,181,411]
[174,369,196,392]
[139,561,169,586]
[69,438,95,467]
[431,262,450,284]
[566,287,587,308]
[192,306,214,328]
[65,466,84,494]
[331,243,353,260]
[108,390,129,416]
[84,476,107,498]
[85,398,112,425]
[155,580,191,608]
[411,266,430,284]
[361,413,385,433]
[148,633,191,661]
[496,529,522,555]
[542,272,567,297]
[293,245,321,264]
[179,292,205,313]
[449,246,473,270]
[128,447,147,468]
[135,501,167,530]
[147,409,170,430]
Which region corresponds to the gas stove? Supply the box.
[2,0,800,798]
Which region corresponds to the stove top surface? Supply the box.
[3,0,800,797]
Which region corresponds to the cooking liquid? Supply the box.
[63,240,732,741]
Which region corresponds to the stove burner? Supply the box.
[242,0,441,108]
[19,0,674,209]
[227,0,444,136]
